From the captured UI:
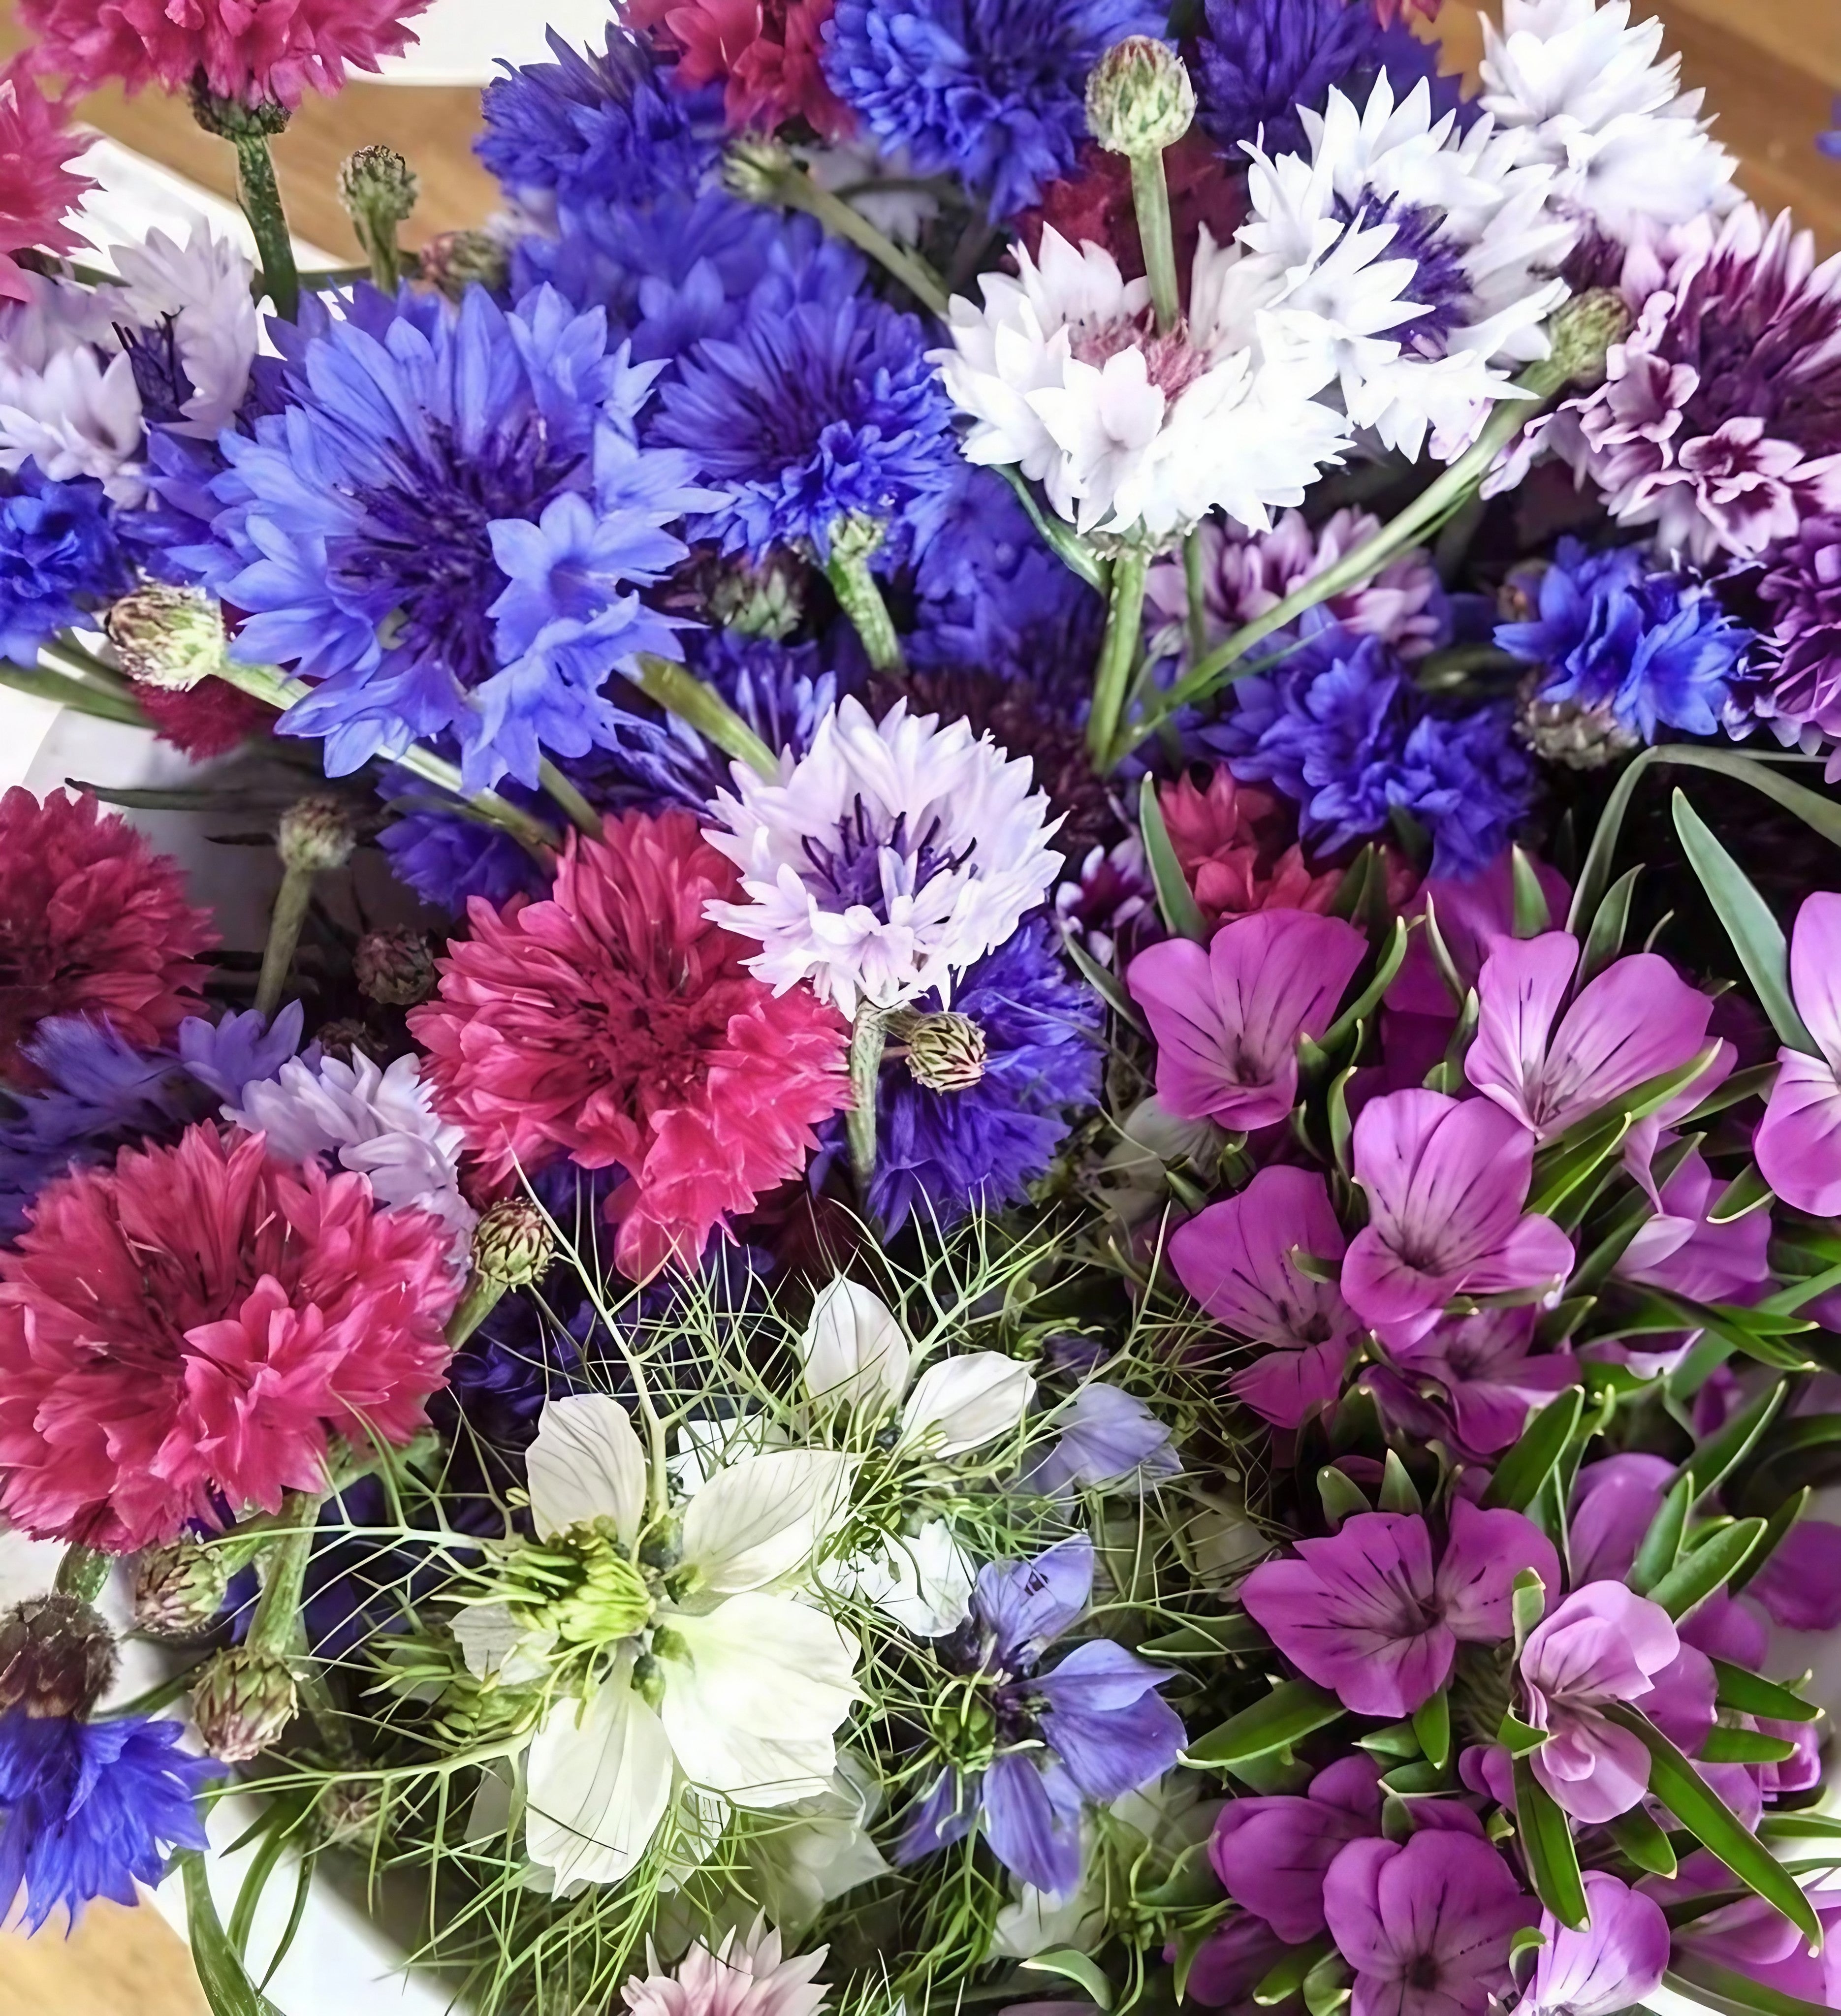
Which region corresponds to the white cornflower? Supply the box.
[111,222,259,439]
[225,1050,476,1261]
[0,273,144,502]
[703,698,1064,1020]
[1478,0,1738,241]
[1235,74,1575,462]
[934,223,1350,540]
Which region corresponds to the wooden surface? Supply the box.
[0,1900,207,2016]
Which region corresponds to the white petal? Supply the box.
[798,1276,912,1421]
[656,1593,861,1807]
[526,1394,649,1544]
[831,1519,975,1638]
[899,1354,1036,1458]
[526,1667,673,1887]
[680,1449,857,1594]
[451,1602,554,1686]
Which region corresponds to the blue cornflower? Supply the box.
[1495,538,1755,741]
[868,921,1104,1234]
[1192,0,1456,160]
[823,0,1167,219]
[0,471,130,663]
[895,1534,1184,1897]
[378,794,552,914]
[0,1711,214,1928]
[173,284,710,793]
[476,26,718,211]
[652,288,960,565]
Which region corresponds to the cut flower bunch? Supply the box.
[3,3,1841,2016]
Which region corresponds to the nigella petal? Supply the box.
[894,1768,980,1865]
[972,1533,1094,1666]
[1035,1640,1186,1803]
[980,1751,1084,1900]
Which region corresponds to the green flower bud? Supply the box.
[192,1646,299,1764]
[724,134,796,205]
[501,1521,652,1647]
[888,1008,987,1092]
[105,584,229,692]
[1546,287,1634,391]
[277,794,358,874]
[319,1777,384,1846]
[1086,37,1195,157]
[0,1595,118,1719]
[418,230,512,303]
[338,146,418,229]
[1514,671,1643,772]
[704,552,806,640]
[471,1199,554,1290]
[354,926,437,1008]
[131,1539,232,1640]
[188,82,290,143]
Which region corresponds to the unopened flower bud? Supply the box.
[825,512,885,570]
[1514,670,1642,772]
[418,229,511,302]
[1546,287,1633,391]
[131,1539,231,1639]
[1086,37,1195,157]
[314,1018,377,1065]
[724,134,795,205]
[472,1199,554,1289]
[319,1776,383,1846]
[0,1595,117,1719]
[105,584,229,692]
[889,1008,987,1092]
[192,1645,298,1764]
[188,82,290,142]
[354,926,437,1007]
[338,146,418,228]
[278,794,357,874]
[705,552,806,640]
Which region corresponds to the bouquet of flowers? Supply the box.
[3,1,1841,2014]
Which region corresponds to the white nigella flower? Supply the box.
[1478,0,1738,241]
[0,273,144,503]
[1236,74,1575,462]
[111,222,259,438]
[463,1395,864,1890]
[703,698,1064,1020]
[225,1050,476,1262]
[934,223,1350,540]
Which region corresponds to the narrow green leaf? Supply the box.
[1606,1705,1824,1952]
[1062,929,1150,1039]
[1481,1389,1585,1512]
[1711,1660,1822,1724]
[1676,1383,1788,1501]
[1768,1414,1841,1456]
[1291,1246,1342,1285]
[1732,1488,1811,1594]
[181,1852,285,2016]
[1319,1465,1371,1530]
[257,1850,316,1992]
[1510,1928,1549,1963]
[1254,1938,1332,2005]
[1756,1258,1841,1318]
[1687,1061,1780,1124]
[1700,1727,1801,1764]
[1139,775,1210,944]
[1186,1678,1344,1767]
[1142,1616,1270,1658]
[1578,865,1641,983]
[1379,1450,1422,1515]
[1328,845,1377,924]
[1302,1952,1353,2016]
[1647,1518,1766,1620]
[1528,1110,1632,1222]
[1020,1947,1115,2011]
[227,1820,294,1961]
[1512,1568,1548,1654]
[1512,845,1553,937]
[1412,1687,1450,1771]
[1666,1958,1839,2016]
[1712,1164,1775,1225]
[1608,1803,1678,1877]
[1380,1760,1445,1795]
[1420,894,1466,1009]
[1567,747,1659,943]
[1513,1756,1589,1929]
[1646,1294,1816,1372]
[1356,1721,1424,1760]
[1313,919,1409,1059]
[1629,1470,1695,1595]
[1497,1711,1546,1756]
[1762,1814,1841,1840]
[1329,1060,1357,1179]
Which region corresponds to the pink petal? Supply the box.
[1756,1049,1841,1216]
[1790,891,1841,1069]
[1170,1164,1352,1346]
[1232,1339,1354,1428]
[1435,1498,1561,1641]
[1535,952,1714,1138]
[1466,932,1577,1134]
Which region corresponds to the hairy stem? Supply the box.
[246,1493,322,1657]
[848,1006,887,1193]
[630,654,778,779]
[1128,148,1181,334]
[826,544,905,674]
[1088,545,1150,764]
[536,758,604,840]
[1183,526,1208,664]
[235,134,299,321]
[254,863,315,1019]
[740,153,949,317]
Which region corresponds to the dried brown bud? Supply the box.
[0,1596,117,1719]
[354,926,437,1007]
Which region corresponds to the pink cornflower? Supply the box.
[410,811,850,1281]
[0,1123,458,1552]
[0,786,215,1085]
[627,0,851,139]
[622,1923,829,2016]
[0,57,94,303]
[19,0,430,110]
[1155,768,1343,929]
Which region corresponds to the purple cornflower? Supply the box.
[0,470,131,664]
[822,0,1166,220]
[1524,1873,1671,2016]
[896,1533,1184,1898]
[1754,515,1841,748]
[1757,891,1841,1215]
[1239,1502,1559,1719]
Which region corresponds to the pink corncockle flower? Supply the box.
[1465,932,1716,1142]
[20,0,430,108]
[1322,1828,1538,2016]
[1380,1307,1579,1456]
[1747,1517,1841,1635]
[1615,1146,1774,1305]
[1127,909,1368,1131]
[1757,891,1841,1215]
[1524,1873,1671,2016]
[1209,1756,1385,1943]
[1155,768,1343,928]
[0,58,93,303]
[1568,1453,1676,1584]
[0,1124,458,1552]
[1341,1091,1576,1346]
[1169,1165,1364,1428]
[628,0,849,139]
[621,1921,829,2016]
[1518,1582,1716,1823]
[1240,1502,1560,1718]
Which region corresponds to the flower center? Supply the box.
[1071,316,1212,401]
[799,798,976,921]
[1336,195,1473,356]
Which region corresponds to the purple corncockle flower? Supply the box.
[1523,1872,1671,2016]
[1656,1852,1841,2008]
[1322,1829,1538,2016]
[896,1534,1184,1898]
[1465,933,1716,1143]
[1128,910,1368,1131]
[1380,1307,1580,1456]
[1615,1146,1774,1305]
[1757,891,1841,1215]
[1209,1756,1385,1943]
[1240,1502,1560,1718]
[1186,1914,1294,2012]
[1518,1581,1716,1822]
[1169,1166,1364,1429]
[1341,1091,1576,1346]
[1568,1453,1676,1584]
[1747,1516,1841,1634]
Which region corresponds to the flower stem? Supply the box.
[444,1271,505,1350]
[56,1545,110,1603]
[254,860,316,1019]
[826,537,905,674]
[234,134,299,321]
[630,654,777,780]
[0,657,148,727]
[848,1005,887,1194]
[1088,545,1150,763]
[247,1492,322,1657]
[994,466,1108,593]
[536,759,604,840]
[1183,526,1208,663]
[1128,148,1181,334]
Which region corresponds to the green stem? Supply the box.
[444,1271,505,1350]
[826,544,905,674]
[247,1493,321,1657]
[746,159,949,317]
[254,862,316,1019]
[40,636,136,695]
[0,658,147,727]
[995,466,1108,593]
[56,1545,110,1603]
[1129,148,1181,334]
[536,759,604,840]
[352,217,401,294]
[630,654,777,780]
[848,1005,887,1192]
[1183,526,1208,665]
[234,133,299,321]
[1088,545,1150,764]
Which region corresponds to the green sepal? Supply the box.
[1411,1687,1450,1771]
[1647,1519,1766,1621]
[1140,775,1210,944]
[1302,1951,1353,2016]
[1608,1803,1678,1877]
[1379,1450,1422,1515]
[1254,1938,1332,2006]
[1481,1389,1584,1512]
[1318,1465,1371,1530]
[1020,1947,1115,2011]
[1700,1727,1801,1764]
[1511,845,1552,937]
[1629,1469,1695,1596]
[1578,865,1640,983]
[1711,1659,1821,1724]
[1496,1712,1547,1757]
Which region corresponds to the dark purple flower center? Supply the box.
[117,319,196,427]
[799,798,976,921]
[1335,195,1472,354]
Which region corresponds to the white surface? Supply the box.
[377,0,622,83]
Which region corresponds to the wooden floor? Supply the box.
[0,0,1833,2008]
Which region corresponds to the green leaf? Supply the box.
[1186,1678,1344,1768]
[1311,919,1409,1061]
[1419,893,1466,1010]
[1139,775,1210,944]
[1761,1814,1841,1841]
[1606,1704,1824,1952]
[1513,1755,1589,1929]
[1667,1959,1840,2016]
[1142,1616,1270,1658]
[1647,1518,1766,1620]
[1567,747,1659,944]
[1701,1727,1802,1764]
[1528,1109,1631,1223]
[180,1852,285,2016]
[1497,1711,1547,1757]
[1578,865,1641,983]
[1020,1947,1114,2011]
[1318,1465,1371,1530]
[1291,1246,1342,1284]
[1712,1164,1775,1225]
[1608,1803,1678,1877]
[1254,1938,1332,2005]
[1673,791,1818,1053]
[1711,1659,1822,1724]
[1379,1450,1423,1515]
[1302,1952,1353,2016]
[1328,845,1377,924]
[1512,1568,1548,1654]
[1380,1760,1445,1795]
[1481,1388,1585,1512]
[1629,1470,1695,1596]
[1357,1721,1424,1760]
[1731,1487,1811,1594]
[1328,1059,1358,1178]
[1512,845,1553,937]
[1061,929,1150,1039]
[1646,1293,1817,1372]
[1412,1687,1451,1771]
[1510,1927,1549,1964]
[1686,1060,1780,1123]
[1768,1413,1841,1456]
[1676,1383,1788,1501]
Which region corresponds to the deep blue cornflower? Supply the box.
[476,26,719,211]
[653,288,960,565]
[170,284,712,794]
[823,0,1167,219]
[1495,537,1756,741]
[0,470,130,663]
[0,1711,214,1928]
[1191,0,1456,160]
[377,798,552,914]
[868,921,1104,1235]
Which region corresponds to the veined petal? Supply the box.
[900,1353,1035,1457]
[526,1663,673,1888]
[798,1275,911,1423]
[526,1393,649,1545]
[680,1448,857,1594]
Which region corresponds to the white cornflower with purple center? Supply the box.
[703,697,1063,1020]
[0,273,144,503]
